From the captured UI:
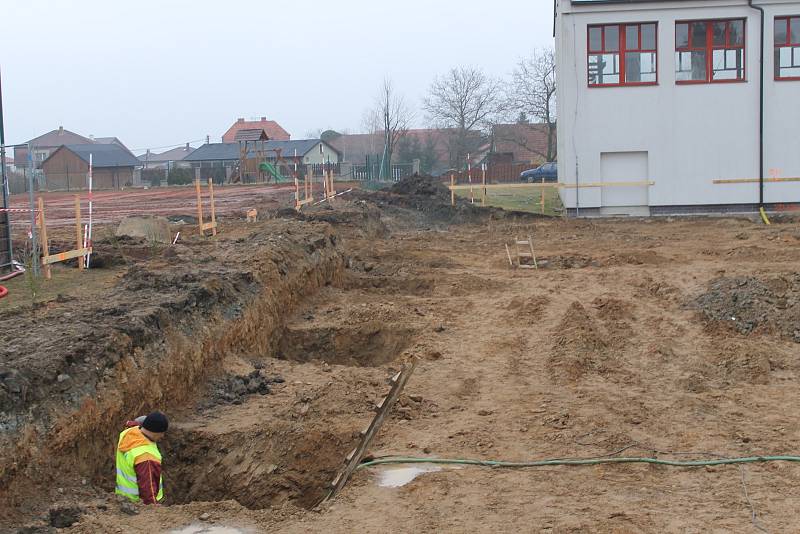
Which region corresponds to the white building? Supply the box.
[555,0,800,216]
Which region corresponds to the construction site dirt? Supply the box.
[2,177,800,533]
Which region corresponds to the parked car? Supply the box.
[520,162,557,183]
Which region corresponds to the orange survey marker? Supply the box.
[195,178,218,237]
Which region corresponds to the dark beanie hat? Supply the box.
[142,411,168,433]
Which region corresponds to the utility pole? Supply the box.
[0,68,14,271]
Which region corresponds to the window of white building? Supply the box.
[676,19,746,83]
[775,16,800,80]
[588,23,657,87]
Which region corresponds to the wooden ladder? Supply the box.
[505,235,538,269]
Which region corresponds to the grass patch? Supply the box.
[455,186,563,216]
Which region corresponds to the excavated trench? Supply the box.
[165,421,355,510]
[163,317,417,510]
[160,280,420,510]
[274,321,417,367]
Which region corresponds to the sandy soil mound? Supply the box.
[548,302,625,382]
[691,274,800,342]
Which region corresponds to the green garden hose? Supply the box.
[357,455,800,470]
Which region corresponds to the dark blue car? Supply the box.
[520,162,557,183]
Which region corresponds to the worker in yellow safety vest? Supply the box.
[115,411,168,504]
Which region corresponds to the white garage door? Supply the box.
[600,151,650,216]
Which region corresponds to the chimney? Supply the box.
[58,126,64,135]
[261,116,266,121]
[237,118,244,123]
[185,142,189,150]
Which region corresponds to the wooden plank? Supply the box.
[324,359,418,502]
[712,177,800,184]
[448,181,655,192]
[42,248,92,265]
[559,180,655,189]
[201,222,218,231]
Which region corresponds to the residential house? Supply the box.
[14,127,92,168]
[555,0,800,215]
[138,144,195,169]
[41,144,141,190]
[222,117,290,142]
[492,123,556,165]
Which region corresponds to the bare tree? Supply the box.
[505,48,557,162]
[374,78,413,179]
[423,66,504,168]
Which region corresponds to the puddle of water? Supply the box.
[168,525,250,534]
[376,464,444,487]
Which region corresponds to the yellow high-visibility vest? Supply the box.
[114,427,164,502]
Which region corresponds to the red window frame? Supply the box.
[587,22,658,88]
[775,16,800,81]
[675,18,746,84]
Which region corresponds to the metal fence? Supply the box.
[350,163,414,182]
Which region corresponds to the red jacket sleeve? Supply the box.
[134,460,162,504]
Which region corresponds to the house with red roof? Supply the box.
[222,117,290,142]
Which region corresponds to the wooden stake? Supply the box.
[38,197,51,279]
[505,243,513,267]
[306,166,312,200]
[75,196,84,270]
[195,178,204,235]
[450,173,455,206]
[208,178,217,236]
[294,171,300,209]
[481,166,486,207]
[540,177,545,215]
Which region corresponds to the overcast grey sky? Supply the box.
[0,1,554,153]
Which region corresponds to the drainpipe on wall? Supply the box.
[748,0,765,207]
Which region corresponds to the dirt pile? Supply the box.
[355,174,542,225]
[201,370,285,408]
[548,301,630,382]
[691,274,800,342]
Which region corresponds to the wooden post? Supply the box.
[195,178,204,235]
[540,177,546,215]
[306,166,312,201]
[294,171,300,209]
[38,197,51,279]
[481,165,487,207]
[450,173,455,206]
[207,178,217,236]
[75,196,84,270]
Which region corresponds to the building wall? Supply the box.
[556,0,800,212]
[41,149,89,191]
[301,142,341,165]
[42,149,134,190]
